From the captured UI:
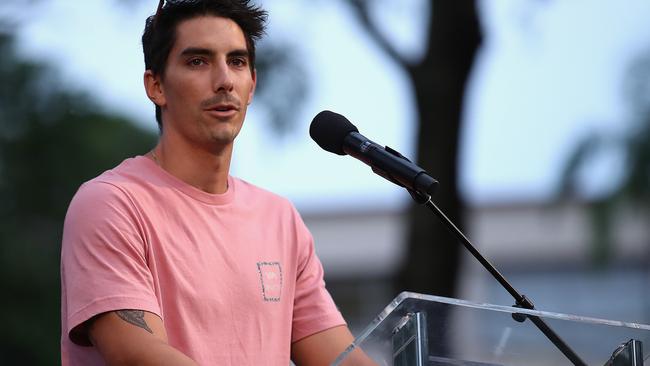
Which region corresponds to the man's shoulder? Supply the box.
[232,176,286,200]
[71,156,151,206]
[63,158,152,240]
[231,176,295,210]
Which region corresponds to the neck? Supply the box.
[150,134,232,194]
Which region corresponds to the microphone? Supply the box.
[309,110,438,197]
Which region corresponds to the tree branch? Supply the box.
[347,0,408,68]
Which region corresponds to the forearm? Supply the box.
[98,337,198,366]
[292,325,378,366]
[89,310,198,366]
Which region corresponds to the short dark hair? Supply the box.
[142,0,268,130]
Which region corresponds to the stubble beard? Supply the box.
[201,116,244,152]
[209,127,238,148]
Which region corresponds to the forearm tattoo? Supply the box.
[116,310,153,334]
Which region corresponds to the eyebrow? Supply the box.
[179,47,250,59]
[228,49,250,59]
[180,47,215,58]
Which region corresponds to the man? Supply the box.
[60,1,363,364]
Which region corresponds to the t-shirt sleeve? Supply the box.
[290,207,346,343]
[61,181,161,346]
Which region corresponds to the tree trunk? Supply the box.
[396,0,482,298]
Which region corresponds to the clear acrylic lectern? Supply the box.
[334,292,650,366]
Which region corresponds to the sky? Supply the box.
[7,0,650,212]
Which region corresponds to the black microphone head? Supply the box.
[310,110,359,155]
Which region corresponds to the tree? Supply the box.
[0,31,156,365]
[346,1,482,297]
[560,49,650,266]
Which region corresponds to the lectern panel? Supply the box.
[334,292,650,366]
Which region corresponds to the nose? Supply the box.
[212,61,234,92]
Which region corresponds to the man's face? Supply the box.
[153,16,256,150]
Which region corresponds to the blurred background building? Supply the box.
[1,0,649,364]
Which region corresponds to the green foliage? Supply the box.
[254,40,310,137]
[559,49,650,266]
[0,32,156,364]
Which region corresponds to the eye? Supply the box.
[230,57,248,68]
[188,58,206,67]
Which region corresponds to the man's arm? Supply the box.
[87,310,198,366]
[291,325,377,366]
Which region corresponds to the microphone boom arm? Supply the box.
[414,191,587,366]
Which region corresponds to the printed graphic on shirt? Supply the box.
[257,261,282,302]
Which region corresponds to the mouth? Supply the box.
[213,104,238,112]
[205,104,239,118]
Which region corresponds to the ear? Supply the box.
[247,68,257,105]
[144,70,166,107]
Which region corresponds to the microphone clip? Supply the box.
[373,146,430,205]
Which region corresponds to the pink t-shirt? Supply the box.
[61,156,345,365]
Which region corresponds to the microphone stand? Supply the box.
[402,186,587,366]
[319,131,587,364]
